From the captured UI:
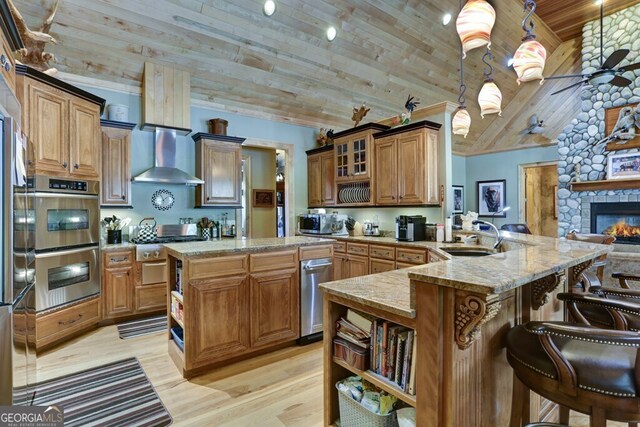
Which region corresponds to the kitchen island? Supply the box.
[163,236,334,378]
[320,232,612,426]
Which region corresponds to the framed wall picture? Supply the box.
[452,185,464,214]
[253,189,275,208]
[477,180,507,217]
[607,152,640,180]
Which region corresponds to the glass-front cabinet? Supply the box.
[333,124,388,183]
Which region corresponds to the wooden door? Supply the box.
[333,254,347,280]
[28,80,68,175]
[307,154,322,207]
[374,136,397,205]
[347,255,369,278]
[320,152,336,206]
[397,130,426,205]
[425,129,440,205]
[187,275,250,366]
[199,140,242,207]
[69,99,101,178]
[250,268,299,348]
[525,164,558,237]
[101,126,131,206]
[103,267,134,318]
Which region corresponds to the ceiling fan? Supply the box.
[546,2,640,95]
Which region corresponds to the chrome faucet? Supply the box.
[472,220,503,250]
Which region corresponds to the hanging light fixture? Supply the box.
[453,0,471,138]
[478,50,502,118]
[456,0,496,58]
[513,0,547,85]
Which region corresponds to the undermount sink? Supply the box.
[440,247,497,257]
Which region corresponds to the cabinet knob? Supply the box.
[121,196,126,200]
[28,160,33,165]
[391,196,395,200]
[74,163,79,169]
[62,162,68,168]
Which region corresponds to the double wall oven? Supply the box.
[26,176,100,311]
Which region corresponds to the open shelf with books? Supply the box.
[323,293,417,426]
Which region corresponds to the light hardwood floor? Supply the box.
[36,325,627,426]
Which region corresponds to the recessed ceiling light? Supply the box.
[442,13,452,26]
[594,0,603,4]
[507,58,514,67]
[263,0,276,16]
[326,26,337,42]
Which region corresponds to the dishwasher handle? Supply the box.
[303,262,332,271]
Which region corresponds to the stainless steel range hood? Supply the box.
[132,129,204,186]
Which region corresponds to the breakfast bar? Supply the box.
[320,232,613,426]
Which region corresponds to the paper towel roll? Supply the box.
[445,217,453,242]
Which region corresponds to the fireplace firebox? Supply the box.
[590,202,640,245]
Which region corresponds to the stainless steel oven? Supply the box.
[28,175,99,251]
[34,246,100,311]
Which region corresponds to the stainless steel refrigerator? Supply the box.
[0,104,36,405]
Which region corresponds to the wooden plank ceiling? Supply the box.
[534,0,640,41]
[13,0,591,155]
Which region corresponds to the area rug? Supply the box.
[29,358,172,426]
[117,315,167,339]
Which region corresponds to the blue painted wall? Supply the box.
[464,146,559,227]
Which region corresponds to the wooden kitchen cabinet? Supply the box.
[35,297,100,351]
[193,133,246,208]
[333,253,348,280]
[103,250,135,319]
[16,66,105,179]
[101,120,135,207]
[333,124,388,183]
[373,121,441,206]
[347,255,369,278]
[307,145,335,207]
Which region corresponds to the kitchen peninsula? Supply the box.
[321,232,613,426]
[163,236,333,378]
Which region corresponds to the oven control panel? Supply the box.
[49,178,88,191]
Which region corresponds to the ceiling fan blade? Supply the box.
[551,80,588,96]
[544,74,589,80]
[619,62,640,72]
[602,49,630,69]
[610,75,632,87]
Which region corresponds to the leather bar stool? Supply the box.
[501,223,533,234]
[507,295,640,427]
[566,232,616,283]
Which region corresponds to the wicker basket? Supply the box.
[336,382,399,427]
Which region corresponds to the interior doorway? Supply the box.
[519,162,558,237]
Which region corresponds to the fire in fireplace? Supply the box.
[591,202,640,245]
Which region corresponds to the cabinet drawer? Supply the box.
[189,255,248,280]
[347,243,368,256]
[369,245,395,260]
[299,245,333,261]
[370,259,395,274]
[104,250,133,267]
[36,297,100,342]
[396,248,426,264]
[136,284,166,312]
[333,241,347,253]
[428,250,449,263]
[250,250,298,273]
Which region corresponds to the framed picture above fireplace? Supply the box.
[607,152,640,180]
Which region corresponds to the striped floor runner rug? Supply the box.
[30,358,172,427]
[117,315,167,339]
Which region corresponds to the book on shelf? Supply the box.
[347,309,375,333]
[408,331,417,395]
[336,317,370,349]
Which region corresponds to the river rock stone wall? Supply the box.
[557,4,640,237]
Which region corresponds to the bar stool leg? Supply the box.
[559,405,569,424]
[511,373,528,427]
[590,407,606,427]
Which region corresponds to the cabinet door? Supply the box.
[370,258,395,274]
[199,140,242,206]
[69,99,101,178]
[135,284,166,312]
[188,275,250,366]
[333,254,347,280]
[103,266,134,318]
[28,80,68,175]
[250,268,299,348]
[320,152,336,206]
[307,154,322,207]
[374,137,397,204]
[398,130,426,205]
[335,140,350,182]
[350,134,371,180]
[425,129,440,205]
[347,255,369,278]
[101,127,131,206]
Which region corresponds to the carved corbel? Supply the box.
[569,259,594,289]
[531,272,566,310]
[454,294,501,350]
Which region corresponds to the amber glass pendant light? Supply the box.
[456,0,496,58]
[513,0,547,84]
[478,50,502,118]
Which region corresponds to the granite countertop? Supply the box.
[319,232,612,318]
[164,236,335,257]
[101,241,136,251]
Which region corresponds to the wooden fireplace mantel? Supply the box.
[571,178,640,191]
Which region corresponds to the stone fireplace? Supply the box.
[590,201,640,244]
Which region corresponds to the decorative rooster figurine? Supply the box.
[352,103,370,127]
[7,0,60,75]
[391,95,421,126]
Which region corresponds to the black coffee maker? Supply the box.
[395,215,427,241]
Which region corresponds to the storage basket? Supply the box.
[336,382,399,427]
[137,217,157,242]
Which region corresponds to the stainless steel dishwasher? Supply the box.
[299,257,333,344]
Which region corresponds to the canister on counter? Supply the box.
[425,223,437,241]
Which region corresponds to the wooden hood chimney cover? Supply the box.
[141,62,192,135]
